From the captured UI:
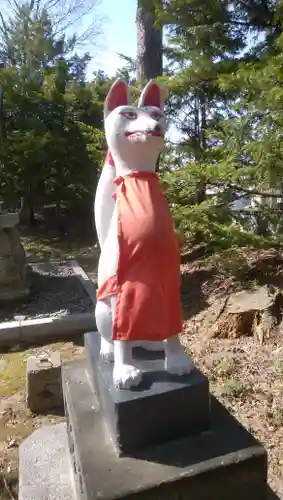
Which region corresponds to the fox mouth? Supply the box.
[125,131,163,138]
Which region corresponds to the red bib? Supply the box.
[97,171,183,341]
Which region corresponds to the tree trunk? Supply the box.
[136,0,163,82]
[136,0,163,173]
[20,184,35,226]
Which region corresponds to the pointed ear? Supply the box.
[104,78,131,119]
[138,79,167,109]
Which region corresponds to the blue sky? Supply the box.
[1,0,136,79]
[87,0,137,78]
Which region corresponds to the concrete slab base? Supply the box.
[63,359,268,500]
[19,422,76,500]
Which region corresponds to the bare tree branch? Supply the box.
[1,0,103,52]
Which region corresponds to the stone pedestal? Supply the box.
[62,358,267,500]
[19,334,268,500]
[85,332,210,455]
[0,213,29,301]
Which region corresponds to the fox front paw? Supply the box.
[113,364,142,390]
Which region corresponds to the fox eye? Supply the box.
[120,111,137,120]
[151,111,163,121]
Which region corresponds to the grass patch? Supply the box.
[0,353,26,398]
[217,378,249,400]
[270,407,283,428]
[272,359,283,377]
[212,356,237,378]
[0,344,85,399]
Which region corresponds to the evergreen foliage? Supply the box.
[1,0,283,252]
[0,1,112,225]
[156,0,283,249]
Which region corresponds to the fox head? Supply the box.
[104,79,167,174]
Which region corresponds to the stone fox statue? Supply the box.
[94,78,194,390]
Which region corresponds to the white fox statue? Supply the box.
[94,78,194,390]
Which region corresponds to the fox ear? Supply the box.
[104,78,131,120]
[138,79,167,109]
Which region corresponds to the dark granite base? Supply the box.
[62,360,267,500]
[84,332,210,455]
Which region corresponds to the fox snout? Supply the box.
[124,118,164,138]
[153,122,161,134]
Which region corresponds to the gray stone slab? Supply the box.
[63,359,268,500]
[19,422,77,500]
[85,332,210,455]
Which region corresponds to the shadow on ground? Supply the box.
[181,269,214,321]
[0,334,84,355]
[0,471,279,500]
[268,486,282,499]
[0,471,18,500]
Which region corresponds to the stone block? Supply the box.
[27,351,63,413]
[62,359,268,500]
[85,332,210,455]
[19,422,76,500]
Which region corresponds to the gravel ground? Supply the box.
[0,261,94,323]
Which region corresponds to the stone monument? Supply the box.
[0,86,29,302]
[19,79,267,500]
[0,210,29,301]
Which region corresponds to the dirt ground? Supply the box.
[1,233,283,499]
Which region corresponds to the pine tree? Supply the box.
[158,0,283,247]
[214,31,283,238]
[162,0,244,209]
[0,5,106,226]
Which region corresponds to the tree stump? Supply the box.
[206,285,283,344]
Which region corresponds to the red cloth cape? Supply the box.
[97,171,183,341]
